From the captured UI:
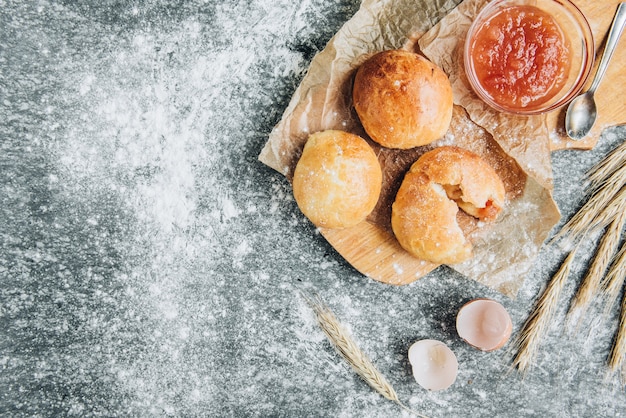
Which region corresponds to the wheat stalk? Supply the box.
[588,160,626,194]
[554,142,626,243]
[602,246,626,379]
[555,184,626,242]
[586,140,626,189]
[608,287,626,376]
[515,141,626,373]
[555,141,626,243]
[513,250,577,374]
[567,209,626,326]
[301,292,427,417]
[602,243,626,316]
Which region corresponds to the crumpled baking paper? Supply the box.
[259,0,561,297]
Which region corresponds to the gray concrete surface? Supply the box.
[1,0,625,416]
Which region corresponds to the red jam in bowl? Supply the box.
[468,5,571,110]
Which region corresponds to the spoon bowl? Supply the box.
[565,92,597,140]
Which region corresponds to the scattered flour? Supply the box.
[3,0,626,416]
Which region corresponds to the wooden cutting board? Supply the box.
[321,0,626,287]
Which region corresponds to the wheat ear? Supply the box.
[602,243,626,316]
[554,141,626,243]
[608,287,626,377]
[602,250,625,379]
[513,250,577,374]
[301,292,427,417]
[555,184,626,242]
[567,209,626,326]
[586,140,626,189]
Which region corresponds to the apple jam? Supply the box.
[467,5,571,110]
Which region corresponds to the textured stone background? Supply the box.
[1,0,625,416]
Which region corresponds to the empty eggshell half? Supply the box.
[408,339,458,391]
[456,299,512,351]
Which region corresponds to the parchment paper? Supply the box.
[259,0,561,297]
[417,0,554,191]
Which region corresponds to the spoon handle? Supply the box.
[588,2,626,94]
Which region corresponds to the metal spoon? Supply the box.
[565,2,626,140]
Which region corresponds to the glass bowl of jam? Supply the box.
[464,0,594,115]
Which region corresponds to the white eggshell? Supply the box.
[456,299,512,351]
[408,339,458,391]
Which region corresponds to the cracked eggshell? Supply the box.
[456,299,512,351]
[408,339,458,391]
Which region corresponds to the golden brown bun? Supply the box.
[293,130,382,229]
[353,50,453,149]
[391,146,506,264]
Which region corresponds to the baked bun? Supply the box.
[353,50,453,149]
[391,146,506,264]
[293,130,382,229]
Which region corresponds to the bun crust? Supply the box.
[353,50,453,149]
[293,130,382,229]
[391,146,506,264]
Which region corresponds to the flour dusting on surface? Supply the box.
[2,0,626,416]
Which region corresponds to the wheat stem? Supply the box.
[588,161,626,194]
[555,185,626,242]
[517,141,626,373]
[513,250,577,374]
[302,292,428,417]
[586,140,626,189]
[554,141,626,244]
[568,209,626,326]
[608,287,626,375]
[602,243,626,316]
